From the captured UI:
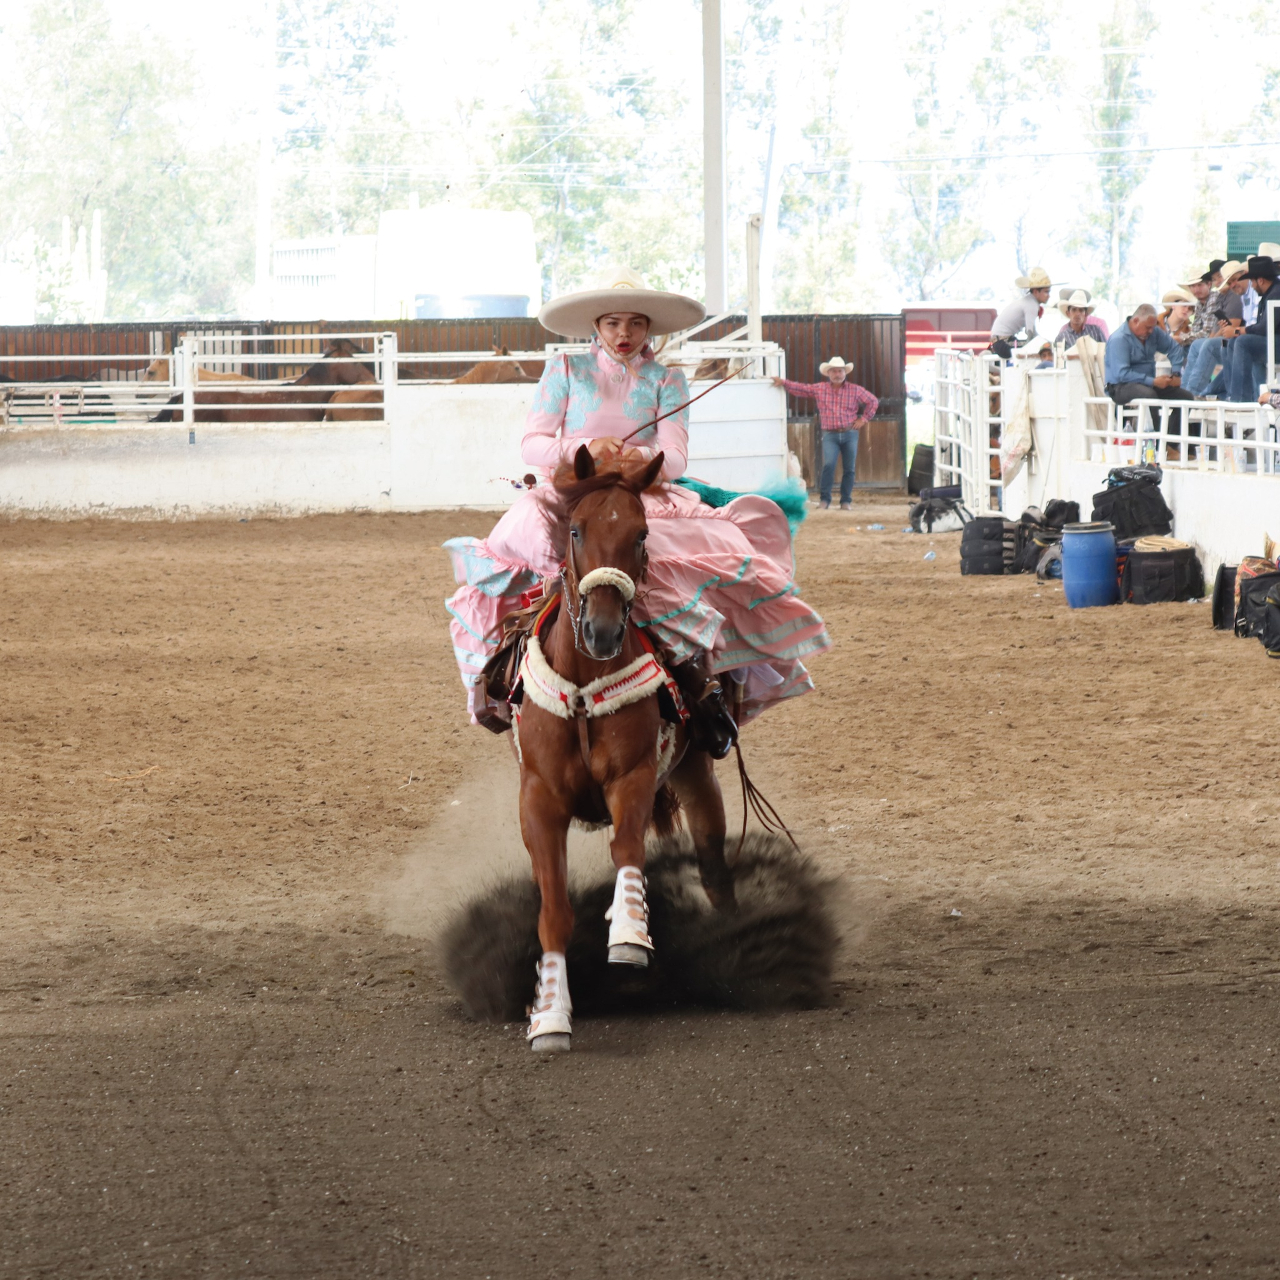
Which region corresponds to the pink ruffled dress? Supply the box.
[444,339,831,723]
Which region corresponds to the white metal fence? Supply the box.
[0,330,785,430]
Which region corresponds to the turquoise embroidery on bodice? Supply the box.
[563,354,603,434]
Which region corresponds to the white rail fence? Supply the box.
[0,331,785,430]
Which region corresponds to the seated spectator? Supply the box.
[990,267,1054,358]
[1055,290,1108,350]
[1181,267,1227,396]
[1104,303,1194,441]
[1056,288,1110,338]
[1158,287,1196,345]
[1197,261,1249,397]
[1226,256,1280,403]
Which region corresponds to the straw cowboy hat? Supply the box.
[1014,266,1056,290]
[1219,259,1248,283]
[1057,289,1096,316]
[819,355,853,374]
[538,266,705,338]
[1258,242,1280,258]
[1161,286,1196,306]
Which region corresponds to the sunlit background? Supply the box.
[0,0,1275,322]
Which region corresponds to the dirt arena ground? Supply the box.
[2,498,1278,1279]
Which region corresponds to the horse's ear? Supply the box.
[634,451,665,492]
[574,444,595,479]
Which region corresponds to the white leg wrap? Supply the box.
[527,951,572,1041]
[605,866,653,952]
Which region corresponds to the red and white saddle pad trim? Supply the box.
[519,635,667,720]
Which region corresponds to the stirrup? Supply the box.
[605,867,653,965]
[691,678,738,760]
[528,951,572,1050]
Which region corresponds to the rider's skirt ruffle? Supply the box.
[444,483,831,725]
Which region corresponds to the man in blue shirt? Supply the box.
[1104,302,1195,450]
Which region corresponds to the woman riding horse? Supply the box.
[445,267,831,742]
[444,268,831,1052]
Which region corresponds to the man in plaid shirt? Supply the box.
[773,355,878,509]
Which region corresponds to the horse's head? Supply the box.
[549,445,665,661]
[295,340,375,386]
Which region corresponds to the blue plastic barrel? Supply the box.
[1062,522,1118,607]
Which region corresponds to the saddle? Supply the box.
[474,581,558,734]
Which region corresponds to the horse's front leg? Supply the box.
[518,768,574,1053]
[669,746,736,911]
[602,765,658,967]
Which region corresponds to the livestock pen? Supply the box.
[0,314,906,518]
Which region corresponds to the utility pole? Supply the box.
[703,0,727,312]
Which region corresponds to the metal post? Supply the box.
[702,0,727,313]
[381,332,398,422]
[181,335,196,428]
[745,215,762,347]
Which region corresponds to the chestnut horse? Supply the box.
[516,446,734,1053]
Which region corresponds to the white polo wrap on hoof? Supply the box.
[527,951,572,1042]
[605,867,653,953]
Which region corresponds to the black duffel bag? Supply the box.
[1121,546,1205,604]
[1234,571,1280,638]
[1261,583,1280,657]
[1091,476,1173,541]
[960,516,1016,575]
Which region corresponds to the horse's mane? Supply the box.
[538,454,662,563]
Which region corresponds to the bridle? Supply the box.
[559,509,648,661]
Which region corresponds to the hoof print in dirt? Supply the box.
[439,834,839,1023]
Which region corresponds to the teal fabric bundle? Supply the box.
[676,475,809,534]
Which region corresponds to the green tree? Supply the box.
[0,0,254,318]
[273,0,419,238]
[1073,0,1157,302]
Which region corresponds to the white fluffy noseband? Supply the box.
[577,566,636,601]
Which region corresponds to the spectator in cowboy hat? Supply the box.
[1180,266,1227,396]
[1159,286,1196,346]
[774,356,878,510]
[1225,255,1280,402]
[1056,287,1110,339]
[1054,289,1108,351]
[989,267,1056,358]
[1196,261,1251,396]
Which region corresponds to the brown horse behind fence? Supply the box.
[513,446,733,1053]
[149,339,377,423]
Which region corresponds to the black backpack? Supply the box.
[1234,571,1280,638]
[960,516,1016,575]
[1261,583,1280,657]
[1091,477,1173,541]
[1211,564,1238,631]
[1120,546,1205,604]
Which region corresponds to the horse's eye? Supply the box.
[570,527,581,540]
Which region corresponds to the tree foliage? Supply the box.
[1073,0,1157,301]
[0,0,253,319]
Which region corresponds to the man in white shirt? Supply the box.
[990,267,1054,359]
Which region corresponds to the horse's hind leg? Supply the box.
[518,773,574,1053]
[669,748,736,911]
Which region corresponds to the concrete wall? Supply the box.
[0,380,790,519]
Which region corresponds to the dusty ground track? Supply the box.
[2,501,1278,1278]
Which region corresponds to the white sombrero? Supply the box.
[819,355,853,374]
[1014,266,1057,290]
[1057,289,1096,316]
[538,266,706,338]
